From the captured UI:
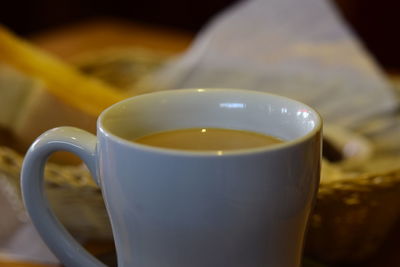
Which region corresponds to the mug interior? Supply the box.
[99,89,321,147]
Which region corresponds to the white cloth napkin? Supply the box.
[144,0,398,128]
[0,174,59,264]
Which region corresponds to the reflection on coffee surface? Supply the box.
[133,127,283,151]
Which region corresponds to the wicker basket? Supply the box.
[2,145,400,264]
[1,48,400,265]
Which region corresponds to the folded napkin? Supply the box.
[0,174,58,264]
[144,0,398,128]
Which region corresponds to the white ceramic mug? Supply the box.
[21,89,322,267]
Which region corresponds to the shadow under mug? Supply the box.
[21,88,322,267]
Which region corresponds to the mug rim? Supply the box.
[98,88,322,157]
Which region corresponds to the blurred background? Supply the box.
[1,1,400,266]
[1,0,400,70]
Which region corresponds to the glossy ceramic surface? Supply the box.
[21,89,322,267]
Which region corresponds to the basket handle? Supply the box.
[21,127,105,267]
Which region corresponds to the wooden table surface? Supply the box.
[2,18,400,267]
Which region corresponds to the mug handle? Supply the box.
[21,127,106,267]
